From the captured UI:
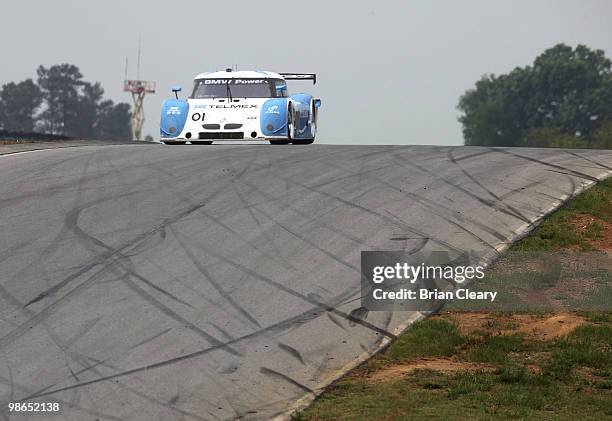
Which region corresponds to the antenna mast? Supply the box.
[124,39,156,141]
[137,37,141,80]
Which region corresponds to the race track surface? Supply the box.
[1,144,611,420]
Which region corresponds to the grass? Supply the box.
[297,316,612,420]
[297,177,612,420]
[383,319,466,361]
[543,324,612,380]
[468,334,528,364]
[512,177,612,251]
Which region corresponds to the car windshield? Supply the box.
[191,78,287,99]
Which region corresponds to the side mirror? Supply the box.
[314,99,322,108]
[276,85,287,96]
[172,85,182,99]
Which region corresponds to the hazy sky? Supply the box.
[2,0,611,145]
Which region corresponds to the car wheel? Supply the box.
[269,103,293,145]
[287,103,296,140]
[309,99,317,138]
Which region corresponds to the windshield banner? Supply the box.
[203,79,270,85]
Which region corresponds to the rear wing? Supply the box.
[279,73,317,84]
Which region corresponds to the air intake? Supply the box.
[199,132,244,140]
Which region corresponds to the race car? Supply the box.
[160,69,321,145]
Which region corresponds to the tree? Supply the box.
[458,73,527,147]
[96,100,132,140]
[36,64,132,139]
[37,64,83,135]
[591,121,612,149]
[68,81,105,138]
[0,63,132,140]
[0,79,42,132]
[458,44,612,147]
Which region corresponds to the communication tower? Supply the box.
[124,40,156,140]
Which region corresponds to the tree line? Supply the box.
[458,44,612,148]
[0,64,131,140]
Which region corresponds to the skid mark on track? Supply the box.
[259,367,314,394]
[447,148,532,223]
[0,372,130,421]
[170,224,262,328]
[3,263,111,348]
[450,149,495,162]
[278,343,306,365]
[254,211,359,272]
[380,209,465,254]
[22,297,391,401]
[172,228,392,337]
[65,207,242,356]
[326,313,347,331]
[136,158,308,331]
[347,307,369,327]
[66,205,193,308]
[259,163,470,255]
[497,180,542,201]
[235,177,376,251]
[0,282,201,421]
[141,157,301,274]
[393,153,532,225]
[231,181,298,271]
[240,169,462,267]
[130,327,173,350]
[14,281,221,421]
[0,149,104,188]
[332,157,512,246]
[3,149,376,401]
[491,148,600,182]
[210,323,235,342]
[1,158,259,351]
[564,151,612,171]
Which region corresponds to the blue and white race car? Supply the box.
[160,69,321,145]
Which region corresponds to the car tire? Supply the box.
[287,102,296,140]
[309,99,317,139]
[269,103,293,145]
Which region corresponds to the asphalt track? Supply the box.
[1,144,611,420]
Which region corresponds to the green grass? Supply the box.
[468,334,528,364]
[543,324,612,380]
[383,319,466,361]
[512,177,612,252]
[298,316,612,421]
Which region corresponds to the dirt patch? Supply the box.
[435,312,587,341]
[515,313,587,341]
[366,358,494,384]
[569,214,612,250]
